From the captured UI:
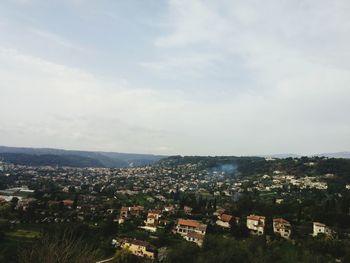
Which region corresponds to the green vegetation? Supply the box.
[1,155,350,262]
[165,235,350,263]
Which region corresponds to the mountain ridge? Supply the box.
[0,146,349,168]
[0,146,166,168]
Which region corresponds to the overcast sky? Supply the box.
[0,0,349,156]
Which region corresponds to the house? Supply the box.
[216,213,240,228]
[175,219,207,246]
[273,218,291,239]
[185,231,205,246]
[163,205,176,214]
[247,214,265,235]
[213,208,226,216]
[119,238,157,259]
[275,198,284,204]
[120,207,129,218]
[0,197,7,204]
[17,198,36,211]
[62,199,74,208]
[119,205,145,224]
[176,219,206,235]
[313,222,333,237]
[146,209,161,227]
[118,207,129,224]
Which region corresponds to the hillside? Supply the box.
[0,146,165,168]
[158,155,350,182]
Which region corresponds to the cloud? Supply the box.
[1,1,350,155]
[140,0,350,154]
[0,47,190,154]
[155,0,350,71]
[140,52,224,78]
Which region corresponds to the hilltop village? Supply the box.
[1,156,350,262]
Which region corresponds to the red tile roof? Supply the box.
[177,219,200,228]
[148,209,161,215]
[247,214,265,221]
[273,218,290,224]
[187,232,205,240]
[221,214,233,222]
[63,200,74,206]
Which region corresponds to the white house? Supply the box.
[247,214,265,235]
[313,222,333,237]
[273,218,291,239]
[175,219,207,246]
[145,209,161,227]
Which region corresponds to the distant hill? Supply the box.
[317,152,350,159]
[0,153,104,168]
[260,152,350,159]
[0,146,165,168]
[0,146,349,168]
[260,153,301,159]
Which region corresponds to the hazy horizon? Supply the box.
[1,144,349,158]
[1,0,349,156]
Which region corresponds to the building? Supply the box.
[119,206,145,224]
[0,197,7,204]
[313,222,333,237]
[175,219,207,246]
[184,206,193,215]
[247,214,265,235]
[118,207,129,224]
[119,238,157,259]
[62,199,74,208]
[145,209,161,227]
[216,213,240,228]
[176,219,206,235]
[185,231,205,246]
[17,198,36,211]
[213,208,226,216]
[275,198,284,204]
[163,205,176,214]
[273,218,291,239]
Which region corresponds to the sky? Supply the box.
[0,0,349,156]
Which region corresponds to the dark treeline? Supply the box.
[159,156,350,181]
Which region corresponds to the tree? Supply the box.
[102,215,118,237]
[18,229,100,263]
[165,242,200,263]
[112,249,140,263]
[230,219,249,239]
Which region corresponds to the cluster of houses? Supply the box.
[1,162,344,263]
[241,213,333,240]
[112,205,335,261]
[216,212,292,239]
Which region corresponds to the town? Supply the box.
[1,155,350,262]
